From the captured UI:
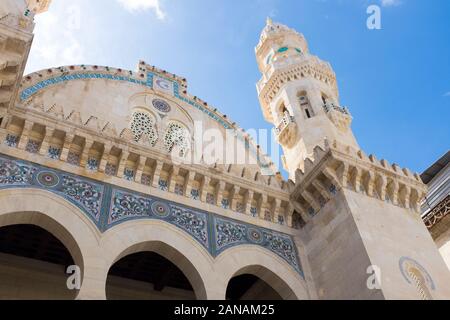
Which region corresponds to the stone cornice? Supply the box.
[288,140,427,224]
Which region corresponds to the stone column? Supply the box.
[168,166,180,193]
[200,176,211,202]
[151,160,164,188]
[215,181,226,207]
[230,185,241,211]
[98,143,112,173]
[116,150,129,179]
[245,190,254,215]
[17,120,33,150]
[60,133,75,162]
[38,127,55,156]
[134,156,146,183]
[184,171,196,198]
[79,139,94,168]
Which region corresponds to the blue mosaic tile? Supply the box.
[0,156,103,223]
[158,179,168,191]
[141,174,151,186]
[123,168,135,181]
[61,175,103,220]
[25,140,40,154]
[206,193,215,205]
[105,163,117,176]
[87,158,99,171]
[190,189,200,200]
[108,189,209,250]
[5,134,18,148]
[0,154,303,276]
[174,184,184,196]
[213,216,303,276]
[67,152,80,166]
[48,146,61,160]
[221,198,230,210]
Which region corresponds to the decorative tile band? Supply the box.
[19,71,232,129]
[0,154,302,276]
[20,73,148,101]
[0,157,104,223]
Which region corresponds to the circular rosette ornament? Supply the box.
[151,201,171,218]
[152,99,171,113]
[247,228,264,244]
[37,171,60,188]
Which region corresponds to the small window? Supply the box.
[298,91,315,119]
[305,109,311,119]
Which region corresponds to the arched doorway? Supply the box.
[226,274,282,300]
[0,224,78,299]
[106,251,196,300]
[217,246,308,300]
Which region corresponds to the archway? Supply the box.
[106,250,196,300]
[226,274,282,300]
[0,221,80,300]
[225,265,296,300]
[0,189,108,300]
[100,221,214,300]
[217,246,309,300]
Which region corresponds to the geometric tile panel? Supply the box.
[0,153,303,277]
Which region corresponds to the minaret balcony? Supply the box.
[275,112,297,147]
[323,102,353,132]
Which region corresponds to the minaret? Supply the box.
[256,20,450,300]
[0,0,50,122]
[256,18,358,180]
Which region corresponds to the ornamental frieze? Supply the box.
[0,154,303,277]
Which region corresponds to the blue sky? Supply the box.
[26,0,450,176]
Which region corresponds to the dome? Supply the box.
[18,61,280,186]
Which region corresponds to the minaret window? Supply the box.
[130,110,158,146]
[298,91,315,119]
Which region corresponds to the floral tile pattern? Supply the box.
[0,154,303,276]
[5,134,18,148]
[87,158,99,171]
[48,146,61,160]
[109,189,209,249]
[214,216,302,276]
[25,140,40,154]
[67,152,80,166]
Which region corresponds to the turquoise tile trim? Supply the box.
[19,71,273,171]
[0,153,302,276]
[20,73,148,101]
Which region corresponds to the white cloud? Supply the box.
[25,6,85,73]
[381,0,402,7]
[116,0,165,19]
[444,92,450,97]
